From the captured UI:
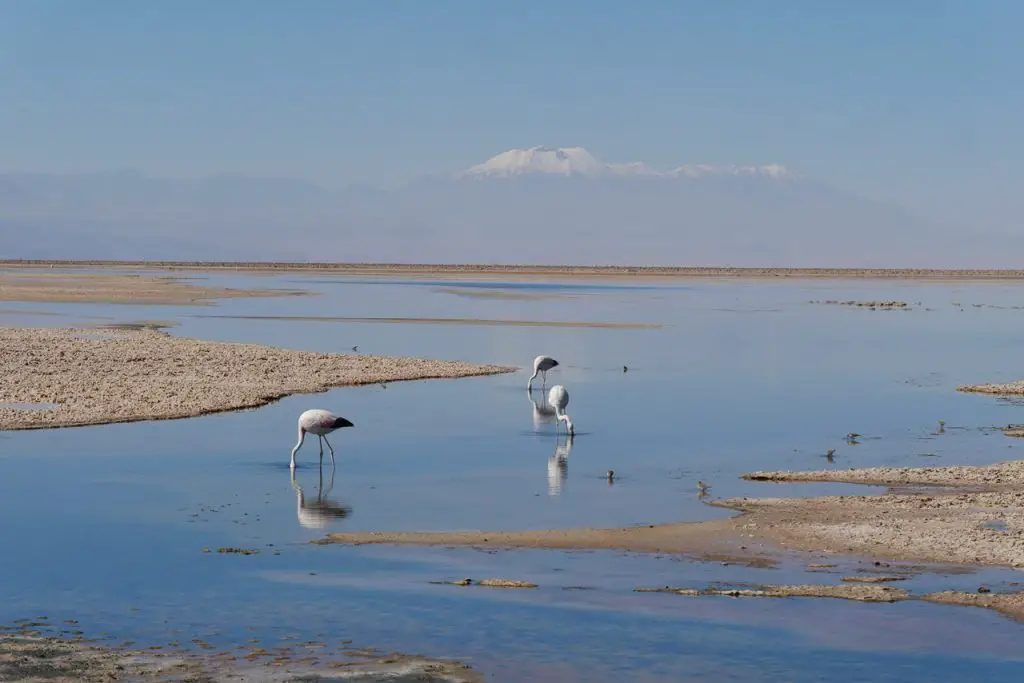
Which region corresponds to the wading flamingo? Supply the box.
[290,409,354,469]
[547,384,574,436]
[528,355,559,391]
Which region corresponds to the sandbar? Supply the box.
[11,260,1024,281]
[0,270,306,305]
[959,380,1024,397]
[0,326,514,430]
[319,459,1024,571]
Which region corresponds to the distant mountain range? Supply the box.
[0,146,1009,266]
[458,146,790,180]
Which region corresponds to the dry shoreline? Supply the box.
[0,326,514,431]
[10,260,1024,281]
[0,270,307,305]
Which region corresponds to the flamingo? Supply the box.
[290,409,354,469]
[528,355,559,391]
[547,384,574,436]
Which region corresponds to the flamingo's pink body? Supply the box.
[290,409,354,469]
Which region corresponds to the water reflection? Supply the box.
[290,464,353,529]
[528,389,557,432]
[547,434,574,496]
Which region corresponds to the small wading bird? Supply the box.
[548,384,575,436]
[528,355,559,392]
[290,409,354,469]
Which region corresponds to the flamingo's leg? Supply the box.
[323,434,336,465]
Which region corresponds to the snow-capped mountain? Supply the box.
[456,146,790,180]
[2,149,1000,268]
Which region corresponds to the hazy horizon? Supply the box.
[1,2,1021,266]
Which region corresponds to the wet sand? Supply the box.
[314,519,780,568]
[320,459,1024,618]
[0,326,514,431]
[11,260,1024,281]
[0,630,482,683]
[0,271,306,305]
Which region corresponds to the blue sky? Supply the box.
[1,1,1021,227]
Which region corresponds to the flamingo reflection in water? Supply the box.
[547,434,574,496]
[527,388,558,432]
[290,464,353,529]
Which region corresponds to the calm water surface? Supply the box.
[2,271,1024,680]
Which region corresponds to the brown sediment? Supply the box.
[430,578,538,588]
[0,631,484,682]
[809,299,910,309]
[0,270,307,305]
[632,583,1024,620]
[0,326,514,431]
[921,590,1024,621]
[635,583,910,602]
[434,287,574,301]
[193,313,660,329]
[12,260,1024,281]
[313,519,783,569]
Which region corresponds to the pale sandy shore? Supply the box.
[0,271,307,305]
[9,259,1024,281]
[0,327,514,431]
[0,630,482,683]
[320,459,1024,619]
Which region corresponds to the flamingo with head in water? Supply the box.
[547,384,574,436]
[528,355,559,391]
[290,409,354,469]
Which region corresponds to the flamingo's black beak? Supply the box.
[333,417,355,428]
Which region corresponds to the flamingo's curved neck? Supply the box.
[290,427,306,467]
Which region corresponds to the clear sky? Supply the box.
[1,0,1021,228]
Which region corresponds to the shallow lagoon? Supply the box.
[3,271,1024,680]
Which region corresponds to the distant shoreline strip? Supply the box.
[192,314,660,329]
[5,260,1024,280]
